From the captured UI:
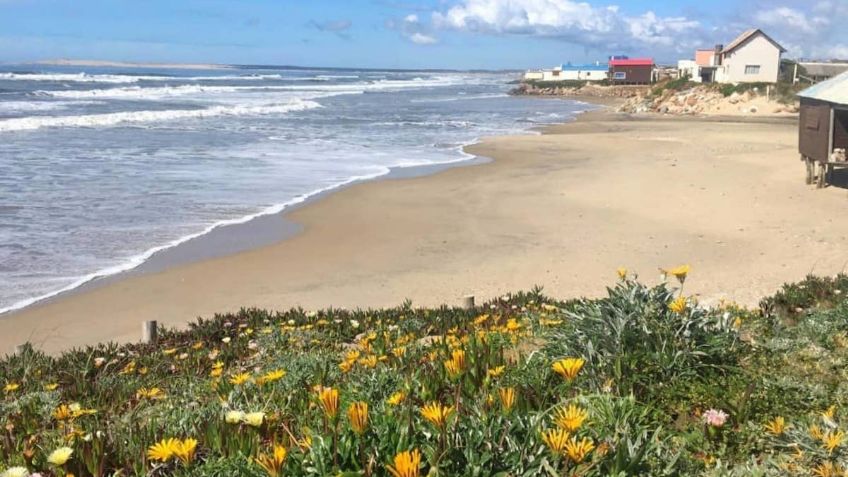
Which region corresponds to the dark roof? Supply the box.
[800,62,848,78]
[721,29,787,54]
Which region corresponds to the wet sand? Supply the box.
[4,108,846,355]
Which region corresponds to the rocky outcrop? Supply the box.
[617,86,800,116]
[510,82,649,99]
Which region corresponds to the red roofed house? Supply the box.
[609,58,655,85]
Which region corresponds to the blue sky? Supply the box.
[0,0,845,69]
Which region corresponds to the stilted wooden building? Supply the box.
[798,71,848,187]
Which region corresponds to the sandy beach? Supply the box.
[3,107,847,355]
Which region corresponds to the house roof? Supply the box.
[800,62,848,78]
[609,58,654,67]
[798,70,848,105]
[721,29,787,54]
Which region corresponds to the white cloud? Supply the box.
[754,7,822,33]
[409,32,438,44]
[387,12,440,46]
[430,0,703,53]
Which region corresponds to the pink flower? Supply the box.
[702,408,728,427]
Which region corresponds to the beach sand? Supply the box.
[4,108,848,355]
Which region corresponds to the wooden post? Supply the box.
[805,156,813,184]
[818,162,827,188]
[462,295,475,310]
[142,320,158,344]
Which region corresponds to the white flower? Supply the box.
[221,337,231,344]
[350,320,360,329]
[1,467,30,477]
[306,311,317,318]
[225,410,245,424]
[93,357,106,367]
[248,341,258,350]
[288,319,296,326]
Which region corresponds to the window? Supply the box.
[613,72,626,80]
[745,65,761,75]
[552,70,560,76]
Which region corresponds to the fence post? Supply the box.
[142,320,158,345]
[462,295,475,310]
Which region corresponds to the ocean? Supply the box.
[0,64,588,314]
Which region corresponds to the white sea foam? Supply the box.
[0,98,321,131]
[0,100,101,112]
[0,72,290,83]
[410,93,510,103]
[33,76,466,101]
[0,166,391,316]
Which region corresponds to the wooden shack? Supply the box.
[609,58,655,85]
[798,71,848,187]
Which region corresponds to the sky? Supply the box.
[0,0,846,70]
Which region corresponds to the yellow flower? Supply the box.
[551,357,585,381]
[669,296,687,314]
[225,410,245,424]
[53,404,73,421]
[136,387,166,400]
[553,404,589,432]
[256,369,286,385]
[47,446,73,466]
[617,267,627,280]
[564,436,595,464]
[358,355,378,368]
[173,438,197,465]
[163,348,178,356]
[541,428,570,455]
[3,382,19,393]
[764,416,786,436]
[420,402,453,429]
[386,449,421,477]
[810,424,825,441]
[229,372,251,385]
[488,366,506,378]
[45,383,59,391]
[348,401,369,435]
[244,412,265,427]
[147,438,178,462]
[822,405,838,421]
[665,264,690,283]
[392,347,407,358]
[444,359,462,379]
[505,318,521,332]
[318,387,339,419]
[256,444,288,477]
[498,387,516,413]
[450,349,466,369]
[387,391,406,406]
[813,461,845,477]
[822,430,845,454]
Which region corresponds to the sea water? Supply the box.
[0,65,588,313]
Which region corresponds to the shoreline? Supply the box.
[6,103,845,357]
[0,98,596,319]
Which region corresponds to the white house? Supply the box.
[524,64,608,82]
[678,29,786,84]
[716,29,786,83]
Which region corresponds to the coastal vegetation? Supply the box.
[2,270,848,476]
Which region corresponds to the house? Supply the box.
[524,63,609,82]
[609,58,655,85]
[797,62,848,83]
[679,29,786,84]
[558,64,609,81]
[523,70,544,81]
[797,71,848,187]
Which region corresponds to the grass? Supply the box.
[2,270,848,476]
